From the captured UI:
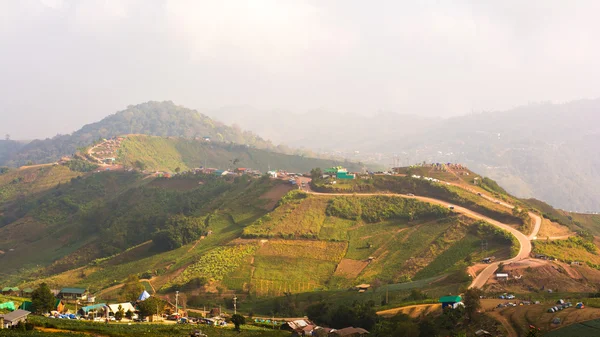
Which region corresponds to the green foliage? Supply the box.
[463,288,482,320]
[372,313,420,337]
[137,296,166,318]
[231,314,246,331]
[63,159,99,172]
[152,214,208,251]
[114,304,125,321]
[306,301,379,330]
[328,195,449,223]
[119,274,145,302]
[31,282,55,314]
[480,177,508,195]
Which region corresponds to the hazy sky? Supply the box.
[2,0,600,139]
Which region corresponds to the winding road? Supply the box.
[301,177,542,289]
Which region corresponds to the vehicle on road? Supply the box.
[477,192,482,196]
[448,205,455,210]
[406,193,415,196]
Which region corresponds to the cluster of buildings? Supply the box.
[323,167,356,180]
[284,319,369,337]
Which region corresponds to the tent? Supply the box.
[19,301,33,311]
[576,302,585,309]
[0,301,16,311]
[138,290,150,301]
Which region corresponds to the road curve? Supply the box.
[306,184,542,289]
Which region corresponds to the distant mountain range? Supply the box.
[206,100,600,211]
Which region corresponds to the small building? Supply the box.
[1,287,20,296]
[355,284,371,293]
[329,327,370,336]
[21,288,33,297]
[0,309,30,329]
[107,303,136,316]
[439,295,463,309]
[495,273,509,280]
[58,288,88,300]
[202,136,211,142]
[78,303,107,317]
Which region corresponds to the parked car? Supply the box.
[448,205,455,210]
[406,193,415,196]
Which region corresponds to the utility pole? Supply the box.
[233,295,237,315]
[175,291,179,315]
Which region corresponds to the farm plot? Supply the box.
[250,240,347,294]
[243,196,329,238]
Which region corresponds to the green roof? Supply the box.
[22,288,33,293]
[59,288,86,294]
[19,301,33,311]
[439,295,462,303]
[2,287,20,292]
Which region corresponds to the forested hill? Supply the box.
[0,101,276,167]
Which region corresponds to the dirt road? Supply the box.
[305,175,543,289]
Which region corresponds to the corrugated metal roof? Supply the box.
[0,309,30,322]
[439,295,462,303]
[59,288,86,294]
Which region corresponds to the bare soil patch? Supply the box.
[378,304,442,318]
[259,183,294,210]
[334,259,370,279]
[538,218,574,238]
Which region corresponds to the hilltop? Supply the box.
[0,101,297,167]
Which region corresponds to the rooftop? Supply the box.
[0,309,30,322]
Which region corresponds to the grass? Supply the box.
[533,237,600,268]
[118,135,363,173]
[318,216,354,241]
[413,234,478,279]
[28,316,288,337]
[243,196,329,238]
[0,165,81,204]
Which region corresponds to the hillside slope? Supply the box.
[117,135,363,173]
[0,101,276,167]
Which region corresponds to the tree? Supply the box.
[463,288,483,321]
[31,283,56,314]
[134,160,146,171]
[310,167,323,180]
[114,305,125,321]
[175,167,181,173]
[119,274,145,302]
[138,296,166,318]
[231,314,246,331]
[125,309,134,320]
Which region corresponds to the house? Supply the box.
[78,303,107,317]
[329,327,370,336]
[21,288,33,297]
[0,309,30,329]
[495,273,509,280]
[267,171,278,178]
[439,295,463,309]
[1,287,20,296]
[58,288,87,300]
[475,329,492,336]
[107,303,136,316]
[202,136,211,142]
[355,284,371,293]
[235,168,248,174]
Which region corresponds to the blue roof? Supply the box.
[80,303,106,313]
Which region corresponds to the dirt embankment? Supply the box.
[259,183,294,210]
[486,261,600,293]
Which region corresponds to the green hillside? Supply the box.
[117,134,363,173]
[1,101,279,167]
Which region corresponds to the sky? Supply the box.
[1,0,600,139]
